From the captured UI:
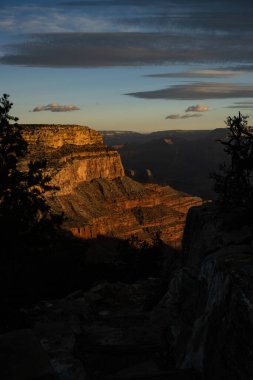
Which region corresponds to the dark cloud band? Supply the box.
[126,83,253,100]
[1,32,253,68]
[145,69,245,79]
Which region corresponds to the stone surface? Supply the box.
[21,124,125,194]
[104,361,199,380]
[55,178,202,248]
[22,124,103,149]
[21,124,202,247]
[102,129,226,199]
[29,299,89,380]
[22,280,200,380]
[153,203,253,380]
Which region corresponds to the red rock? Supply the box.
[21,124,202,247]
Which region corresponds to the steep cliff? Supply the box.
[22,124,103,148]
[21,124,124,194]
[153,203,253,379]
[21,124,202,247]
[52,178,202,247]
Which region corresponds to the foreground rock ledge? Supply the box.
[153,203,253,380]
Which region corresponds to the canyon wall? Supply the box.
[22,124,103,148]
[22,124,125,194]
[22,124,202,247]
[153,203,253,379]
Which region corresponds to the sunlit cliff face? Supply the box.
[21,124,202,247]
[21,124,125,194]
[22,124,103,149]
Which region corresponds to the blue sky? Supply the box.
[1,0,253,132]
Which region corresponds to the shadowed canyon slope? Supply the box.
[21,124,202,247]
[101,129,227,199]
[4,125,251,380]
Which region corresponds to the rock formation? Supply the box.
[103,130,226,199]
[6,123,252,379]
[21,124,202,247]
[153,203,253,379]
[8,203,252,380]
[10,281,200,380]
[21,124,124,194]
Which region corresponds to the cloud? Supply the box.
[0,8,116,33]
[233,102,253,105]
[126,83,253,100]
[61,0,168,6]
[145,69,246,79]
[73,2,253,35]
[1,0,253,68]
[1,31,253,68]
[2,0,253,37]
[0,33,172,67]
[0,1,131,34]
[165,114,203,120]
[226,102,253,109]
[32,103,80,112]
[185,104,209,112]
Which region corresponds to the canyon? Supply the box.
[101,129,227,199]
[1,124,252,380]
[21,124,202,248]
[3,202,252,380]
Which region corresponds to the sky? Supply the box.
[1,0,253,132]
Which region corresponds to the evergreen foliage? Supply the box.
[211,112,253,207]
[0,94,61,243]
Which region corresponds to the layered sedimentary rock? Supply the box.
[53,178,202,247]
[153,203,253,379]
[22,124,202,247]
[22,124,124,194]
[22,124,103,148]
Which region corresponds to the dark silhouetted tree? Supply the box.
[0,94,61,245]
[211,112,253,207]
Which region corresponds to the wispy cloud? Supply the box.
[32,103,80,112]
[60,1,253,36]
[226,102,253,109]
[61,0,170,6]
[127,83,253,100]
[185,104,209,112]
[1,32,253,68]
[145,69,245,79]
[165,113,203,120]
[0,5,119,33]
[1,0,253,69]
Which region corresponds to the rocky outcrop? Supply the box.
[21,124,125,194]
[153,203,253,379]
[22,124,103,148]
[21,124,202,246]
[52,178,201,247]
[19,281,200,380]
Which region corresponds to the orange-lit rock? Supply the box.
[21,124,124,194]
[22,124,202,248]
[57,178,202,248]
[22,124,103,148]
